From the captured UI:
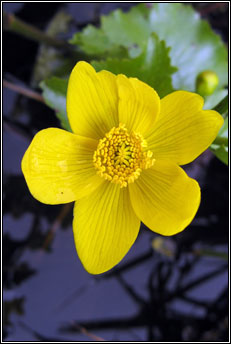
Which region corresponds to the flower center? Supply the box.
[93,124,155,188]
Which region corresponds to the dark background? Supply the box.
[3,3,229,341]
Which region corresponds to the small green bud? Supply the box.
[196,70,219,96]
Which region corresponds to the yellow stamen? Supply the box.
[93,124,155,188]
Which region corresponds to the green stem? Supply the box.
[3,11,72,51]
[212,136,228,146]
[193,249,228,260]
[212,94,228,119]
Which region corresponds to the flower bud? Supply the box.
[196,70,219,96]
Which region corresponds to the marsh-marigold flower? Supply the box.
[22,62,223,274]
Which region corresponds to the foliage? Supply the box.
[41,3,228,165]
[210,116,228,165]
[71,3,227,92]
[92,33,177,98]
[210,95,228,165]
[40,77,71,132]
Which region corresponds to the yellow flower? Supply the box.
[21,61,223,274]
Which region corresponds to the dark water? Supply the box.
[3,3,229,341]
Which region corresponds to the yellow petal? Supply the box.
[146,91,224,165]
[21,128,103,204]
[117,75,160,136]
[67,61,119,139]
[73,182,140,274]
[129,160,201,236]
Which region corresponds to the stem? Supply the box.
[193,248,228,260]
[102,250,153,279]
[212,136,228,146]
[168,264,227,299]
[3,79,44,103]
[73,324,106,341]
[212,95,228,119]
[42,203,72,250]
[3,10,72,51]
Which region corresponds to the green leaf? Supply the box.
[70,25,109,55]
[101,4,150,49]
[39,77,71,132]
[203,89,228,110]
[148,3,228,91]
[70,4,150,58]
[72,3,227,95]
[69,25,127,58]
[92,33,177,98]
[210,144,228,165]
[210,111,228,165]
